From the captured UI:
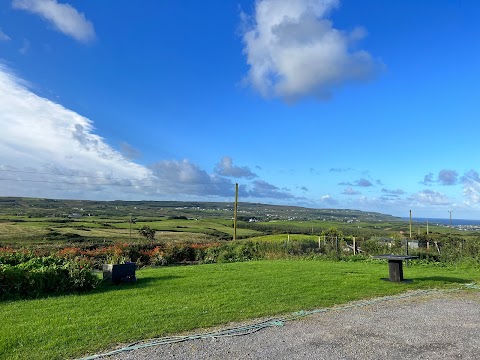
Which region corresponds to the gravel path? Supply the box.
[105,290,480,360]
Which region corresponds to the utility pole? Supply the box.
[129,214,132,242]
[407,210,412,256]
[426,219,430,255]
[233,183,238,241]
[409,210,412,239]
[448,210,453,238]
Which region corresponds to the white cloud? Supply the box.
[420,172,434,186]
[462,170,480,204]
[214,156,257,179]
[0,65,306,202]
[342,187,360,195]
[381,188,405,197]
[241,0,381,101]
[246,180,294,199]
[120,142,142,160]
[319,194,339,206]
[148,159,235,197]
[437,169,458,186]
[0,65,151,199]
[0,28,11,41]
[12,0,95,43]
[409,189,451,206]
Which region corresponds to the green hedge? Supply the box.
[0,256,99,299]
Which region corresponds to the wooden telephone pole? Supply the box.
[233,183,238,241]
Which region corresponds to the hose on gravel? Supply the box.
[79,285,477,360]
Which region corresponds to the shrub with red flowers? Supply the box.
[143,246,167,266]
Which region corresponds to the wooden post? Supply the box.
[335,236,339,259]
[353,237,356,255]
[129,214,132,242]
[318,236,321,249]
[409,210,412,240]
[233,183,238,241]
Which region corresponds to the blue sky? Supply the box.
[1,0,480,219]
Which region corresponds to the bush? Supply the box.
[0,256,99,299]
[0,247,37,265]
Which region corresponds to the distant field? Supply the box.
[1,260,478,360]
[248,234,320,242]
[0,217,262,246]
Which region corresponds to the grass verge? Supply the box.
[1,259,478,359]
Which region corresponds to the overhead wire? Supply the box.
[0,168,232,188]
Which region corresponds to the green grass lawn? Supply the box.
[1,260,478,360]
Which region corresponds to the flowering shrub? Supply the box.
[0,247,38,265]
[143,246,167,266]
[2,240,297,276]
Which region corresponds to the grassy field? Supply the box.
[248,234,320,242]
[0,217,262,246]
[1,259,478,360]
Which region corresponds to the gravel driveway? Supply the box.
[104,290,480,360]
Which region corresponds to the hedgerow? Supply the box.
[0,256,99,299]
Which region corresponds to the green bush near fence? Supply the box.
[0,256,99,299]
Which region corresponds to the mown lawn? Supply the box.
[1,260,478,360]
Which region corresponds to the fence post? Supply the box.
[335,236,339,260]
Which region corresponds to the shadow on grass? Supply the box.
[94,275,181,293]
[0,275,182,302]
[413,276,473,284]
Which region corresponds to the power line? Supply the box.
[0,169,123,180]
[0,177,233,188]
[0,169,232,186]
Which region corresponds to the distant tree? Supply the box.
[321,226,343,240]
[138,226,156,241]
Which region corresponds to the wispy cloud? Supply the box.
[246,180,295,199]
[342,187,361,195]
[0,28,11,41]
[319,194,339,206]
[421,169,458,186]
[214,156,257,179]
[241,0,381,101]
[329,167,351,173]
[420,172,435,185]
[381,188,405,197]
[19,39,30,54]
[0,64,151,199]
[356,178,373,187]
[339,178,373,187]
[120,142,142,160]
[12,0,95,43]
[149,159,235,197]
[0,64,298,202]
[438,169,458,186]
[408,189,451,206]
[461,170,480,205]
